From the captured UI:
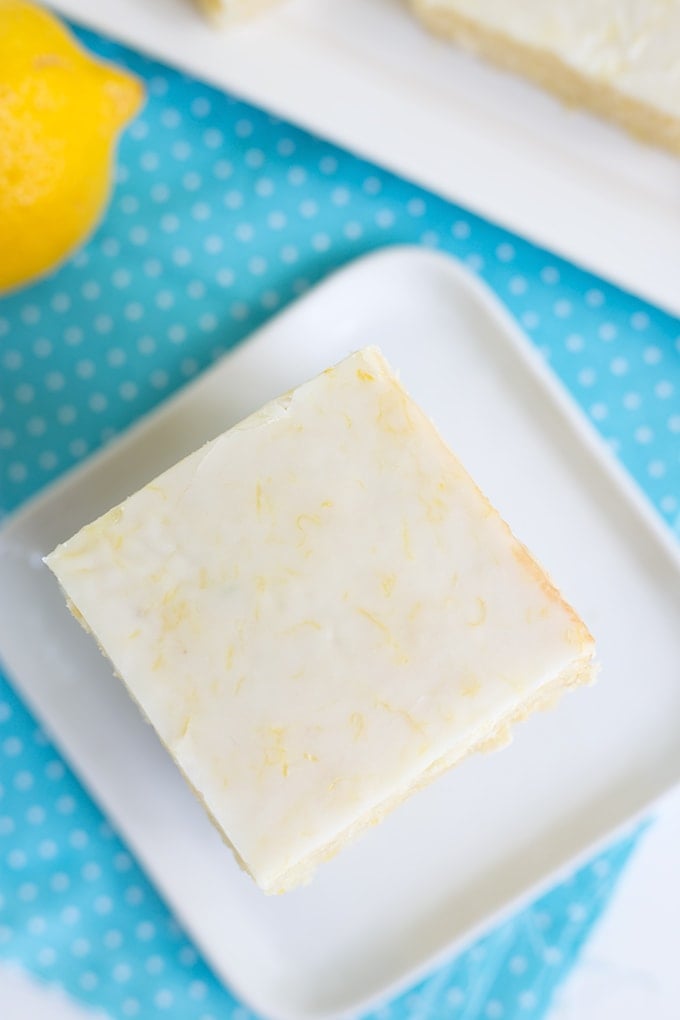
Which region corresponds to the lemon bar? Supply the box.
[411,0,680,154]
[45,347,595,893]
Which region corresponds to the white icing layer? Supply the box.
[418,0,680,117]
[46,348,593,892]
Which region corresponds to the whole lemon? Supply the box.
[0,1,144,293]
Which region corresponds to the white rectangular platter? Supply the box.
[1,248,679,1020]
[50,0,680,317]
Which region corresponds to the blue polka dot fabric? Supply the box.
[0,19,676,1020]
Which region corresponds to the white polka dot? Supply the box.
[15,383,34,404]
[136,921,156,941]
[156,289,175,310]
[142,259,161,279]
[451,220,471,240]
[287,166,307,187]
[610,356,628,376]
[172,140,192,161]
[75,359,96,380]
[56,405,77,426]
[585,288,605,307]
[191,95,211,118]
[27,915,46,935]
[0,318,9,336]
[420,230,439,248]
[18,882,38,903]
[655,380,674,399]
[521,310,539,329]
[343,220,363,240]
[125,302,144,322]
[69,438,88,458]
[200,313,218,333]
[56,795,76,814]
[160,107,181,130]
[590,402,608,421]
[88,393,108,413]
[635,425,653,444]
[74,249,90,268]
[578,367,596,387]
[33,337,52,358]
[181,358,198,378]
[554,299,572,318]
[137,335,157,355]
[668,414,680,433]
[130,225,149,246]
[203,128,223,149]
[3,349,22,370]
[82,860,102,882]
[0,703,11,723]
[187,279,206,300]
[648,459,666,478]
[362,175,382,195]
[312,232,331,252]
[245,147,265,169]
[375,208,395,228]
[280,245,298,264]
[50,872,69,892]
[140,151,160,172]
[3,736,22,756]
[643,345,662,365]
[224,190,244,211]
[113,267,132,288]
[14,770,34,790]
[509,955,528,974]
[0,429,16,450]
[80,972,98,991]
[39,451,58,471]
[465,253,484,272]
[65,325,83,345]
[260,290,280,310]
[330,187,351,208]
[95,314,114,335]
[485,1002,504,1018]
[94,895,113,915]
[179,946,197,967]
[51,292,71,313]
[204,234,223,255]
[508,275,527,295]
[214,159,233,180]
[235,222,254,242]
[125,884,144,905]
[154,989,174,1009]
[292,277,310,295]
[567,902,587,923]
[161,213,180,234]
[661,495,677,513]
[129,120,149,140]
[145,954,165,975]
[189,980,207,1001]
[107,347,127,367]
[276,136,294,155]
[172,247,192,268]
[27,416,47,436]
[114,963,132,983]
[101,237,120,257]
[630,310,650,330]
[518,991,537,1009]
[230,301,250,322]
[319,155,338,174]
[621,392,641,411]
[119,195,139,215]
[38,838,58,859]
[496,242,515,263]
[149,75,168,96]
[7,462,27,483]
[446,987,464,1007]
[7,846,28,869]
[38,947,56,966]
[122,999,140,1017]
[26,804,45,824]
[19,303,41,328]
[150,370,169,390]
[217,266,234,286]
[299,199,318,219]
[168,324,187,345]
[151,183,171,204]
[104,929,123,949]
[0,816,14,835]
[115,165,129,185]
[267,209,286,229]
[69,828,89,848]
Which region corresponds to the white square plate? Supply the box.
[1,248,679,1020]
